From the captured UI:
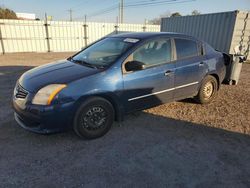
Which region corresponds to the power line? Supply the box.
[87,0,159,18]
[69,0,91,10]
[88,5,118,17]
[76,0,195,21]
[74,4,117,21]
[76,0,170,19]
[126,0,195,7]
[71,0,117,13]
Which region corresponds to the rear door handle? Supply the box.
[164,70,174,76]
[199,62,204,67]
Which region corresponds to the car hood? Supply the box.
[19,60,101,93]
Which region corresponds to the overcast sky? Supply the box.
[1,0,250,23]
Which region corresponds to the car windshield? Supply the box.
[71,37,136,68]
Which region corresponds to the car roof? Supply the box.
[110,32,199,41]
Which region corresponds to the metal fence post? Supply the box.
[0,23,5,54]
[143,19,147,32]
[114,16,119,35]
[44,14,51,52]
[114,25,119,34]
[83,23,88,47]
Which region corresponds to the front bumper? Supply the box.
[13,99,75,134]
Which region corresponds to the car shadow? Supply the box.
[0,65,250,187]
[1,108,250,187]
[179,98,197,104]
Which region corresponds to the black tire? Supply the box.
[195,75,218,104]
[73,97,114,139]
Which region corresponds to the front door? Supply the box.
[122,38,175,113]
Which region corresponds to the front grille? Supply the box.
[15,84,29,99]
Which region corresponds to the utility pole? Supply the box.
[120,0,124,24]
[68,9,73,21]
[118,3,120,24]
[84,14,87,24]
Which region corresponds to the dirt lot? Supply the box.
[0,53,250,187]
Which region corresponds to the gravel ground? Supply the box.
[0,53,250,187]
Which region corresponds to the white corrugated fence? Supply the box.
[0,19,160,54]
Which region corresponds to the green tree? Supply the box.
[191,10,201,15]
[0,7,18,19]
[171,12,181,17]
[148,11,171,25]
[148,18,161,25]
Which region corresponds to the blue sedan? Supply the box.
[13,32,227,139]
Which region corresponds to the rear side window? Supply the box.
[175,38,199,59]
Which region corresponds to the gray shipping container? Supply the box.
[161,10,250,60]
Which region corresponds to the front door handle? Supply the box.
[164,70,174,76]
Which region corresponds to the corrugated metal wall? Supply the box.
[0,19,160,54]
[161,11,237,53]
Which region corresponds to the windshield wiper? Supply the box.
[71,59,100,69]
[67,56,73,61]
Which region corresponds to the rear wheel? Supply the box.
[73,97,114,139]
[195,75,218,104]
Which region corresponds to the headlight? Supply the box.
[32,84,67,105]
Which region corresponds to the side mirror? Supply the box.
[125,61,145,72]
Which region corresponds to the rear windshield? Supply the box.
[72,37,135,67]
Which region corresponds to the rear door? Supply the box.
[122,38,175,112]
[173,38,207,99]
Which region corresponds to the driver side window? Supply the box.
[132,38,172,67]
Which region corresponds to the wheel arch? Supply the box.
[209,73,220,90]
[75,93,124,122]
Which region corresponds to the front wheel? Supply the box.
[73,97,114,139]
[195,75,218,104]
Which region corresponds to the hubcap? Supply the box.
[203,82,214,99]
[82,106,107,130]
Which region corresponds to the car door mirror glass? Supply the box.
[125,61,145,72]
